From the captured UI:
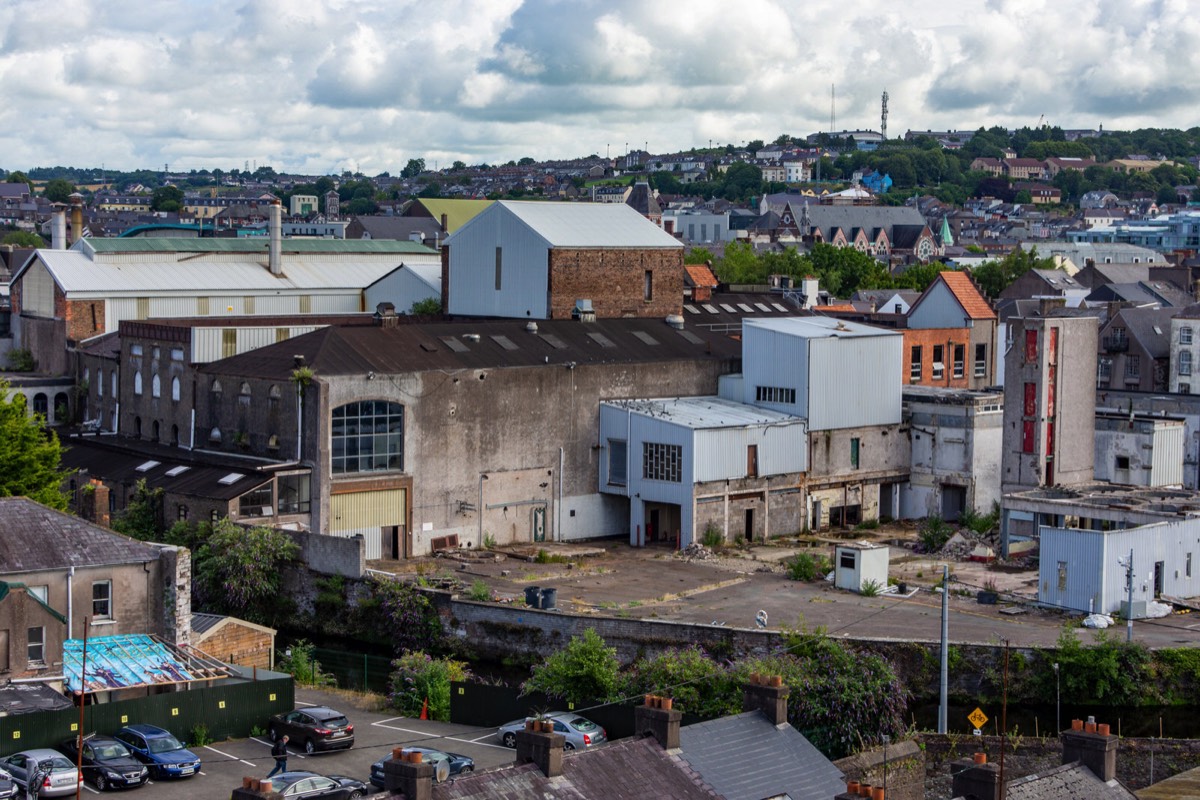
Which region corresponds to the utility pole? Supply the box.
[938,564,949,733]
[1000,640,1009,790]
[1125,548,1135,643]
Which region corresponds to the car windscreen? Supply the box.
[147,735,184,754]
[93,743,131,760]
[566,717,598,731]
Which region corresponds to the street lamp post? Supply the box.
[1053,662,1060,733]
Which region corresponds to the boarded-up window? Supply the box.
[747,445,758,477]
[222,329,236,358]
[495,247,503,290]
[299,295,312,314]
[136,297,150,318]
[1024,329,1038,362]
[1023,383,1036,416]
[1022,421,1035,454]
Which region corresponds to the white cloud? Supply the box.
[0,0,1196,173]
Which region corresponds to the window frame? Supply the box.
[642,442,683,483]
[27,626,45,665]
[331,400,406,475]
[92,580,113,619]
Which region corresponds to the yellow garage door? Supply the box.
[331,489,406,559]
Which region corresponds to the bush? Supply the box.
[466,579,492,602]
[620,646,740,719]
[389,651,472,721]
[918,515,953,552]
[1041,624,1153,705]
[188,723,213,747]
[4,348,34,372]
[785,552,830,582]
[701,524,723,549]
[277,640,336,688]
[959,502,1000,535]
[859,579,883,597]
[523,628,620,704]
[369,576,444,655]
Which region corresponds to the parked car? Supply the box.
[368,747,474,788]
[265,771,367,799]
[58,735,149,791]
[496,712,607,750]
[0,766,17,799]
[268,706,355,753]
[0,749,81,797]
[112,725,201,779]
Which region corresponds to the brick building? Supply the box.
[904,272,998,390]
[442,201,684,321]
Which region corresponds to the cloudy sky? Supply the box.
[1,0,1197,175]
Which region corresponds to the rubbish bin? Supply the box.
[524,586,542,609]
[540,587,558,610]
[898,582,907,594]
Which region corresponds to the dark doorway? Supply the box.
[1154,561,1165,597]
[744,509,754,541]
[941,485,967,522]
[648,508,661,542]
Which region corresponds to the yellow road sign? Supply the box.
[968,707,989,729]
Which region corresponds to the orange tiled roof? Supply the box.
[819,303,858,313]
[939,271,996,319]
[684,263,720,288]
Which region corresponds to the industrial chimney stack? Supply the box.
[269,200,282,275]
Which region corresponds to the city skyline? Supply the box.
[1,0,1197,175]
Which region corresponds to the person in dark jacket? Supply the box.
[267,735,289,778]
[26,760,49,800]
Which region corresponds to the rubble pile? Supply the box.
[678,542,716,561]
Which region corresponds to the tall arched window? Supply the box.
[98,369,105,398]
[331,400,404,474]
[171,376,181,402]
[32,393,48,417]
[134,372,143,396]
[151,374,161,398]
[111,372,117,398]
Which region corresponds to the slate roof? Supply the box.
[349,215,443,242]
[1005,762,1135,800]
[430,736,719,799]
[191,613,227,635]
[677,711,845,800]
[1103,306,1176,359]
[0,183,31,199]
[1086,281,1192,308]
[0,498,162,574]
[937,271,996,319]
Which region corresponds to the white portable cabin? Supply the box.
[834,542,890,593]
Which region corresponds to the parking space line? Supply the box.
[251,736,305,758]
[205,744,257,767]
[369,720,509,750]
[82,784,100,795]
[295,700,317,707]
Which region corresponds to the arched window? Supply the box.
[151,374,161,398]
[269,385,281,400]
[331,400,405,474]
[53,392,69,423]
[134,372,143,396]
[267,434,280,450]
[98,369,105,398]
[211,379,223,394]
[209,427,222,442]
[240,382,252,396]
[171,376,181,402]
[32,393,48,417]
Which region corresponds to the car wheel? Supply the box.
[563,742,576,751]
[268,725,280,742]
[502,732,516,748]
[94,773,108,791]
[304,738,316,754]
[460,766,474,774]
[347,791,363,799]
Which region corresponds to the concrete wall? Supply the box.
[286,527,364,579]
[1094,416,1185,487]
[904,397,1003,518]
[1097,389,1200,490]
[692,474,805,543]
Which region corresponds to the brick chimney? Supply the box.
[382,748,434,800]
[950,753,1005,800]
[1061,717,1118,782]
[516,719,565,778]
[77,480,111,527]
[634,694,682,750]
[743,673,789,726]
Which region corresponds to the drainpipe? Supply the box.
[66,567,75,639]
[188,408,196,451]
[557,447,564,542]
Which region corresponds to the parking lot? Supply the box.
[100,688,515,799]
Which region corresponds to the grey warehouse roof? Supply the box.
[605,396,802,429]
[745,315,899,339]
[450,200,683,249]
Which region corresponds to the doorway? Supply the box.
[1154,561,1165,597]
[744,509,754,541]
[941,485,967,522]
[648,508,660,542]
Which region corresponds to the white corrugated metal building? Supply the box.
[599,397,807,547]
[1040,518,1200,614]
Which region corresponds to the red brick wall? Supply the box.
[902,328,973,388]
[64,299,105,342]
[198,623,273,670]
[547,248,683,319]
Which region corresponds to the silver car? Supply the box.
[0,749,80,798]
[496,712,607,750]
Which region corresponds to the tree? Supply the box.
[151,185,183,212]
[971,246,1057,297]
[409,297,442,315]
[42,179,75,203]
[517,156,536,166]
[2,231,44,247]
[4,171,29,185]
[110,478,164,539]
[451,160,466,171]
[0,380,69,510]
[194,518,300,624]
[684,247,715,265]
[401,158,426,179]
[523,628,621,704]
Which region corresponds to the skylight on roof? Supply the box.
[1154,326,1163,335]
[677,329,704,345]
[491,335,519,351]
[684,305,701,314]
[771,303,789,312]
[737,304,754,313]
[165,466,190,477]
[720,304,737,313]
[702,304,719,313]
[754,303,771,312]
[218,473,245,486]
[587,332,615,348]
[632,331,660,346]
[135,460,160,473]
[441,337,469,353]
[539,334,567,349]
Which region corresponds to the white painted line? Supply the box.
[82,784,100,795]
[295,700,318,707]
[369,720,509,750]
[204,744,257,767]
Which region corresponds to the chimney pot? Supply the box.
[974,752,987,764]
[1071,718,1083,731]
[871,788,885,800]
[1061,723,1119,782]
[950,756,1006,800]
[383,753,434,800]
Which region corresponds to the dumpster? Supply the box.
[540,587,558,610]
[524,586,542,608]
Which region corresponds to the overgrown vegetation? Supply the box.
[188,723,213,747]
[859,579,883,598]
[409,297,442,315]
[701,523,723,549]
[3,348,35,372]
[0,379,68,509]
[1037,624,1152,706]
[193,519,300,626]
[785,552,831,582]
[957,502,1000,535]
[918,515,953,552]
[388,651,472,721]
[522,629,621,704]
[277,640,336,688]
[466,579,492,602]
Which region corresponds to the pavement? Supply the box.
[124,686,515,799]
[409,532,1200,650]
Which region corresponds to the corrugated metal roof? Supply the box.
[82,237,433,255]
[64,634,233,694]
[745,315,898,339]
[454,201,683,249]
[190,612,227,635]
[33,249,436,294]
[605,396,802,429]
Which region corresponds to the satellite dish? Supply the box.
[434,759,450,783]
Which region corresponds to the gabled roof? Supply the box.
[432,736,719,799]
[684,263,720,289]
[0,498,162,574]
[1103,306,1176,359]
[0,581,67,624]
[450,201,682,249]
[937,271,996,319]
[678,710,845,800]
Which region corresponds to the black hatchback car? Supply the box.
[267,707,354,753]
[58,736,148,791]
[267,771,367,798]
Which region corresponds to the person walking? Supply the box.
[25,760,49,800]
[267,734,289,778]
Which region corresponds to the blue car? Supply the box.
[369,748,474,789]
[113,725,201,779]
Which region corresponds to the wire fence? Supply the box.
[308,646,394,694]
